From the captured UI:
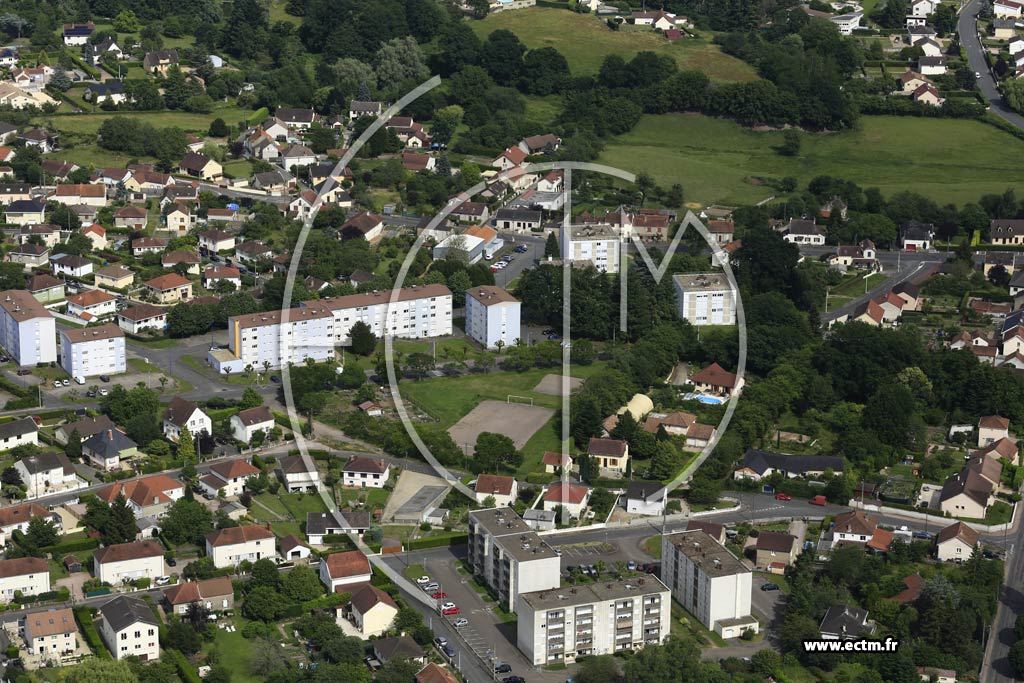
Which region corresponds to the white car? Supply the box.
[453,618,469,628]
[423,582,440,592]
[61,379,69,386]
[155,576,171,586]
[99,388,109,396]
[440,602,456,611]
[415,575,431,585]
[52,381,61,389]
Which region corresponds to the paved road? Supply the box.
[983,523,1024,683]
[822,258,941,323]
[959,0,1024,131]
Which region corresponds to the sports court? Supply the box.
[447,398,554,452]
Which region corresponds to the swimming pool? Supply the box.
[682,392,727,405]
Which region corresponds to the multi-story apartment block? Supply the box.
[467,508,561,611]
[516,577,670,665]
[672,272,736,326]
[98,595,159,661]
[224,304,335,371]
[59,324,126,379]
[562,225,621,273]
[0,557,50,602]
[311,284,453,345]
[465,286,521,349]
[0,289,56,366]
[660,530,757,638]
[205,525,276,568]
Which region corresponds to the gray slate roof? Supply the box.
[100,595,158,632]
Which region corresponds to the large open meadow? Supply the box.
[597,113,1024,206]
[468,8,757,82]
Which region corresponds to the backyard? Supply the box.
[598,113,1024,206]
[467,8,757,82]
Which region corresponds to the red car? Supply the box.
[442,606,461,616]
[775,493,792,501]
[431,591,447,599]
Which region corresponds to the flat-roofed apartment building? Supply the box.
[0,289,56,365]
[516,577,670,665]
[467,508,560,611]
[562,224,621,273]
[661,530,758,638]
[309,284,452,344]
[672,272,736,326]
[225,303,335,370]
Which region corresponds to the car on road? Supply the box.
[503,677,526,683]
[434,636,448,648]
[270,375,281,383]
[442,606,461,616]
[774,493,792,501]
[453,618,468,628]
[442,643,455,659]
[515,245,528,253]
[431,591,447,599]
[16,369,30,376]
[626,560,636,571]
[912,531,932,540]
[760,582,780,592]
[553,548,562,556]
[415,576,431,584]
[494,663,512,674]
[423,582,440,592]
[809,495,827,505]
[548,333,561,340]
[976,72,981,78]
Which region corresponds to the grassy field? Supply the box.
[399,363,606,427]
[598,113,1024,206]
[33,104,257,137]
[468,8,757,82]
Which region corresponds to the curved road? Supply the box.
[959,0,1024,130]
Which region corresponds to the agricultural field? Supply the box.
[468,8,758,82]
[598,113,1024,206]
[32,105,258,137]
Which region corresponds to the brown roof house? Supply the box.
[343,584,398,637]
[178,152,222,181]
[587,437,630,475]
[689,362,743,395]
[754,531,798,573]
[319,549,372,592]
[163,577,234,615]
[143,273,192,305]
[936,521,979,562]
[939,469,993,519]
[473,474,518,507]
[978,416,1010,448]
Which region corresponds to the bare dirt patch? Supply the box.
[532,374,583,396]
[447,399,555,451]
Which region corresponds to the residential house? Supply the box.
[402,152,435,173]
[689,362,742,395]
[966,454,1003,488]
[62,21,94,45]
[142,49,179,74]
[143,274,192,304]
[234,240,273,263]
[66,289,117,321]
[912,82,944,106]
[541,451,572,474]
[18,223,60,247]
[733,449,845,481]
[5,199,46,225]
[203,266,241,291]
[518,133,561,155]
[81,224,107,250]
[755,531,798,572]
[98,596,159,661]
[340,212,384,241]
[349,100,383,120]
[306,510,369,544]
[820,604,874,640]
[491,146,527,170]
[251,169,293,194]
[161,250,201,275]
[892,281,920,309]
[83,428,138,471]
[5,243,49,270]
[373,635,426,666]
[624,481,667,515]
[850,299,885,327]
[277,454,321,492]
[161,397,212,443]
[494,208,542,233]
[131,237,168,256]
[205,525,275,568]
[275,108,318,130]
[345,584,399,637]
[935,521,979,562]
[198,458,261,497]
[991,219,1024,245]
[94,475,185,519]
[84,81,127,105]
[473,474,518,507]
[342,456,390,488]
[914,37,943,57]
[22,607,77,658]
[279,143,317,172]
[918,55,948,76]
[229,406,275,444]
[52,255,93,279]
[995,0,1023,18]
[831,11,863,34]
[198,229,235,253]
[163,577,234,615]
[26,273,64,304]
[18,129,54,152]
[542,482,591,517]
[782,219,825,245]
[13,451,81,499]
[319,550,372,592]
[0,417,37,453]
[978,415,1010,447]
[280,535,312,561]
[55,415,115,445]
[178,152,222,181]
[164,203,195,234]
[0,557,48,603]
[117,304,168,335]
[93,541,164,584]
[707,219,734,244]
[939,468,992,518]
[95,36,124,59]
[587,437,630,474]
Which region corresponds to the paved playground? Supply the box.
[447,399,554,451]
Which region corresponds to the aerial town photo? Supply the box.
[0,0,1023,681]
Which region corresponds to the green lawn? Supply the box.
[209,618,261,683]
[270,521,303,538]
[33,104,257,136]
[598,113,1024,207]
[518,416,563,476]
[642,535,662,559]
[830,271,887,298]
[253,493,289,516]
[398,363,607,428]
[468,8,757,82]
[278,492,329,518]
[127,357,161,374]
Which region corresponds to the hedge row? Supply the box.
[405,534,468,551]
[14,587,70,605]
[0,376,32,399]
[73,607,110,659]
[166,648,202,683]
[42,537,101,554]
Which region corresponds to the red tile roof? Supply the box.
[205,525,274,547]
[323,550,371,579]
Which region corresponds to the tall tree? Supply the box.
[108,494,139,544]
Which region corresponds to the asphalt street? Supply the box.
[959,0,1024,131]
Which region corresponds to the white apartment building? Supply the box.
[0,289,57,366]
[98,596,159,662]
[23,607,78,658]
[205,525,276,568]
[311,284,453,345]
[516,577,670,665]
[661,530,757,638]
[467,508,561,611]
[60,324,126,379]
[0,557,50,603]
[93,541,165,584]
[465,286,521,349]
[563,225,621,273]
[223,304,335,372]
[672,272,736,326]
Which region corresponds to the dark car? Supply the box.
[515,245,528,253]
[16,369,30,376]
[760,582,780,592]
[912,531,932,540]
[442,644,455,659]
[99,375,110,382]
[547,333,561,340]
[167,557,177,567]
[270,375,282,383]
[85,390,96,398]
[495,663,512,674]
[503,677,526,683]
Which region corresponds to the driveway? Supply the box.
[959,0,1024,131]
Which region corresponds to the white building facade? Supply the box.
[563,226,620,273]
[224,304,335,371]
[0,290,57,366]
[59,324,126,379]
[465,286,521,350]
[672,273,736,326]
[312,284,453,345]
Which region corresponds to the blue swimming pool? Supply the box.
[682,392,726,405]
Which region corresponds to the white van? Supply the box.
[73,375,85,385]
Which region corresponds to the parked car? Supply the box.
[52,381,61,389]
[270,375,282,383]
[453,618,468,628]
[433,637,448,648]
[626,560,636,571]
[167,557,177,567]
[439,602,456,611]
[431,591,447,599]
[503,677,526,683]
[912,531,932,540]
[16,369,30,376]
[495,663,512,674]
[85,390,96,398]
[423,582,440,592]
[155,576,171,586]
[442,606,461,616]
[442,643,455,659]
[760,582,779,592]
[774,493,792,501]
[515,245,528,253]
[61,379,70,386]
[809,495,827,506]
[415,576,431,584]
[99,388,109,396]
[99,375,110,382]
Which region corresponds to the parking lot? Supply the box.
[750,572,787,633]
